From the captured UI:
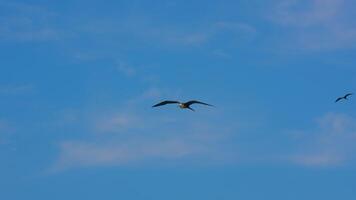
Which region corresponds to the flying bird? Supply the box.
[335,93,353,103]
[152,100,213,111]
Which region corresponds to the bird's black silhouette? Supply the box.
[152,100,213,111]
[335,93,353,103]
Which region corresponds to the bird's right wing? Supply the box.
[335,97,343,103]
[152,101,180,107]
[185,100,214,107]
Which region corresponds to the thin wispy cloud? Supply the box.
[48,87,233,172]
[0,121,7,144]
[50,112,230,172]
[271,0,343,27]
[144,21,257,46]
[0,119,14,145]
[116,61,137,77]
[0,84,34,95]
[93,113,140,134]
[0,1,64,42]
[212,49,231,58]
[214,21,257,35]
[51,135,213,172]
[290,113,356,167]
[269,0,356,51]
[0,1,52,14]
[79,16,256,48]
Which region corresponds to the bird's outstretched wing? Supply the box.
[152,100,180,107]
[335,97,343,103]
[185,100,213,107]
[345,93,353,98]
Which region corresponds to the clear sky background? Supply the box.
[1,0,356,199]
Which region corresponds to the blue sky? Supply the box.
[1,0,356,199]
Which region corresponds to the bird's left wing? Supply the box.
[152,100,180,107]
[345,93,353,98]
[185,100,214,107]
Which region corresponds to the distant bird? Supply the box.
[335,93,353,103]
[152,100,213,111]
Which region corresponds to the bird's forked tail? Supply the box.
[187,106,195,111]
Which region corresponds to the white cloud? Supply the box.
[0,2,63,42]
[0,121,6,144]
[290,113,356,167]
[51,136,212,171]
[0,84,34,95]
[49,91,231,172]
[0,120,15,145]
[214,21,257,35]
[0,1,52,14]
[269,0,356,51]
[86,16,257,47]
[212,49,231,58]
[141,87,162,99]
[116,61,136,77]
[93,113,140,133]
[292,153,343,167]
[271,0,343,27]
[150,21,256,46]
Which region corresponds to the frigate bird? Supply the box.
[152,100,213,111]
[335,93,353,103]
